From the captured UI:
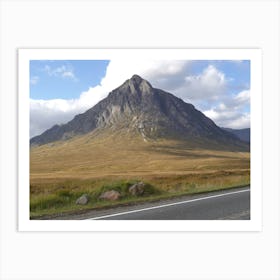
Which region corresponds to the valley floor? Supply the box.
[30,135,250,219]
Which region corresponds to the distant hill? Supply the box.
[30,74,248,151]
[222,128,250,143]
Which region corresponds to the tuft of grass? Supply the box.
[30,194,70,212]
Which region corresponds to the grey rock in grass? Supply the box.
[99,190,121,201]
[129,182,146,196]
[76,194,89,205]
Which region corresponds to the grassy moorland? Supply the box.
[30,132,250,218]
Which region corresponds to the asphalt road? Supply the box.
[83,186,250,220]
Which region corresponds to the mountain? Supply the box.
[222,128,250,143]
[30,74,248,150]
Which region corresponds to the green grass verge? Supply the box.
[30,175,250,219]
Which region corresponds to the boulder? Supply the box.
[99,190,121,201]
[128,182,146,196]
[76,194,89,205]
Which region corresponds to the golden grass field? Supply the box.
[30,131,250,218]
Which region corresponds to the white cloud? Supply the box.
[30,99,80,137]
[62,71,75,79]
[43,64,77,81]
[95,59,191,94]
[204,108,250,129]
[29,86,108,137]
[203,90,250,129]
[30,61,250,137]
[225,113,250,129]
[174,65,227,101]
[30,76,39,85]
[234,90,250,104]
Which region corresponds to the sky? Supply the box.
[30,59,250,138]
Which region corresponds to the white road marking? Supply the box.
[87,188,250,220]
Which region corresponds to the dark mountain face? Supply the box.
[30,74,248,149]
[222,128,250,143]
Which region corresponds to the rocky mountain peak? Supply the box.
[30,75,249,151]
[119,74,153,96]
[130,74,144,84]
